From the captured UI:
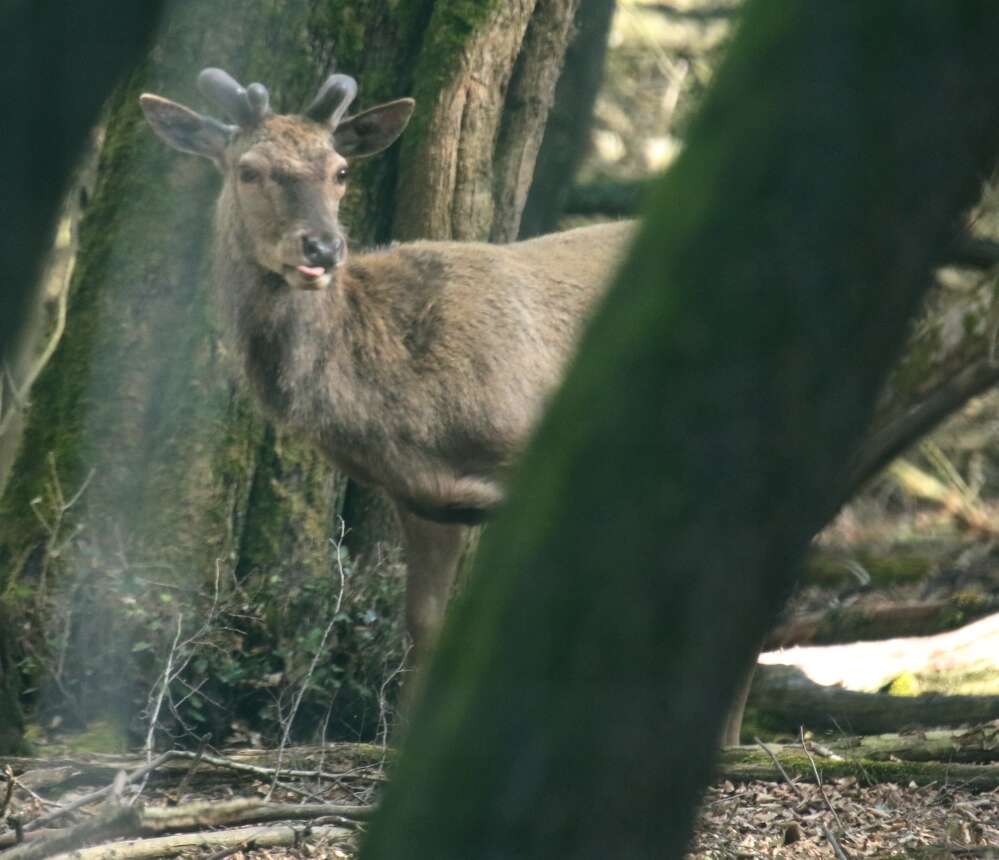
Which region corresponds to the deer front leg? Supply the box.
[395,505,469,708]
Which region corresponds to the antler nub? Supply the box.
[197,68,270,127]
[246,82,271,118]
[305,74,358,126]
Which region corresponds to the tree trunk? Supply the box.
[359,3,999,858]
[519,0,617,238]
[0,0,578,754]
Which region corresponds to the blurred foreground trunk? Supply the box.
[361,3,999,858]
[0,0,166,758]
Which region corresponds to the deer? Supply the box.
[139,68,634,697]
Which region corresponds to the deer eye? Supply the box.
[335,166,350,184]
[238,165,261,184]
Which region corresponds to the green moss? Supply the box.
[64,719,130,755]
[889,325,942,398]
[235,423,342,582]
[403,0,503,152]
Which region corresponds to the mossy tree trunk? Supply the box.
[0,0,578,753]
[360,2,999,857]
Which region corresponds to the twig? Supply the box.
[753,737,805,801]
[171,734,210,802]
[1,765,14,817]
[0,251,72,439]
[267,519,349,800]
[377,645,409,748]
[822,826,853,860]
[166,749,361,785]
[133,615,184,803]
[847,356,999,497]
[7,775,65,812]
[799,727,846,833]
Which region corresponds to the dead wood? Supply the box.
[134,798,375,831]
[720,743,999,790]
[1,743,387,794]
[43,823,353,860]
[750,664,999,735]
[759,612,999,697]
[765,598,999,649]
[2,805,140,860]
[806,724,999,765]
[1,798,373,859]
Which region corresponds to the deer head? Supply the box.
[140,68,414,290]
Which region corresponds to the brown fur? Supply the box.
[140,91,634,681]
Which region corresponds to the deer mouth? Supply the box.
[285,263,333,290]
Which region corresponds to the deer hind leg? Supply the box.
[394,504,468,704]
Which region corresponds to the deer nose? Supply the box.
[302,235,344,268]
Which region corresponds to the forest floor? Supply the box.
[689,775,999,859]
[4,736,999,859]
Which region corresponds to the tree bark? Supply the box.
[394,1,534,240]
[359,3,999,858]
[519,0,617,238]
[490,0,583,242]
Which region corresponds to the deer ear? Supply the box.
[333,98,414,159]
[139,94,234,165]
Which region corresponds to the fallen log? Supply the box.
[750,664,999,735]
[760,611,999,690]
[46,823,353,860]
[719,740,999,790]
[1,798,372,859]
[765,597,999,650]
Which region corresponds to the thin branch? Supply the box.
[171,733,210,802]
[799,727,846,833]
[822,826,853,860]
[1,765,15,817]
[136,614,184,802]
[0,264,71,439]
[267,519,348,800]
[847,356,999,497]
[167,748,363,784]
[753,737,805,801]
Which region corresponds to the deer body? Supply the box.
[141,69,632,682]
[223,224,632,522]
